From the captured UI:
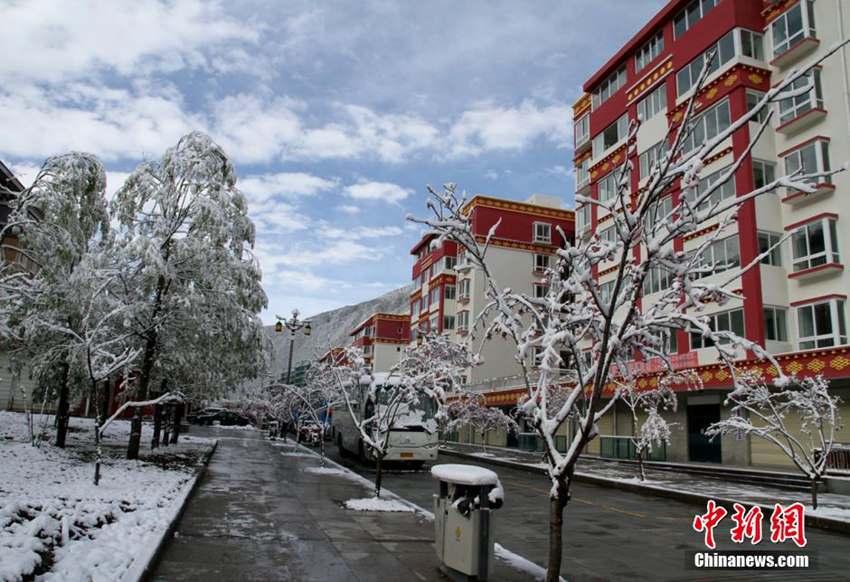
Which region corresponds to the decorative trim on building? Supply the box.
[473,235,560,254]
[668,64,771,123]
[683,223,720,242]
[574,148,593,165]
[589,140,634,180]
[429,273,457,289]
[705,147,734,166]
[762,0,802,26]
[790,293,848,308]
[598,265,619,277]
[626,58,673,103]
[573,93,591,118]
[462,196,573,221]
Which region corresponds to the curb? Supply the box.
[127,439,218,582]
[439,448,850,535]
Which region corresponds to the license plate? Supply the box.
[400,452,413,458]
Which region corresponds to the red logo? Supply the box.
[693,501,807,548]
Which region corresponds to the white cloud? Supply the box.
[318,225,403,241]
[239,172,338,202]
[336,204,361,215]
[343,181,411,205]
[0,0,259,84]
[254,239,380,270]
[247,199,310,234]
[446,100,573,158]
[547,165,573,178]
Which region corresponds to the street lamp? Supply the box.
[275,309,312,384]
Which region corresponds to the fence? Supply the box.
[599,435,667,462]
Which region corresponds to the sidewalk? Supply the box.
[149,429,539,582]
[440,442,850,533]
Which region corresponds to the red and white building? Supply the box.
[409,194,574,389]
[349,312,410,373]
[573,0,850,467]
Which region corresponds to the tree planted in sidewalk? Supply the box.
[111,131,268,459]
[446,392,518,453]
[408,42,847,581]
[706,373,842,509]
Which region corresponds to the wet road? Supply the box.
[320,442,850,582]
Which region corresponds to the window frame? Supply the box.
[443,315,456,331]
[674,0,720,40]
[777,69,823,125]
[676,29,736,96]
[533,222,552,244]
[457,310,470,332]
[576,157,590,190]
[575,114,590,148]
[791,216,840,272]
[637,83,668,122]
[690,307,745,349]
[797,299,847,350]
[758,231,783,267]
[682,99,731,154]
[763,305,788,342]
[593,113,629,158]
[696,234,741,279]
[533,253,551,272]
[639,139,669,179]
[635,30,664,72]
[458,279,471,300]
[591,65,627,109]
[782,139,830,191]
[576,204,592,238]
[444,284,456,300]
[771,0,816,58]
[533,283,551,299]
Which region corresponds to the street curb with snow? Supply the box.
[121,439,219,582]
[439,448,850,535]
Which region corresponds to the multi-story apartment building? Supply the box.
[0,160,39,411]
[349,312,410,373]
[574,0,850,468]
[408,194,575,393]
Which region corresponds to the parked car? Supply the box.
[297,421,324,445]
[187,407,226,424]
[197,410,250,426]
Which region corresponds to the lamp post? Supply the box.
[275,309,312,384]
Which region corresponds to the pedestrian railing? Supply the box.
[599,435,666,462]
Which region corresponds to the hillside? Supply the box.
[265,285,414,381]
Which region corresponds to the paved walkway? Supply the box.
[151,429,537,582]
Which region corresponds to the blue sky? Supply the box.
[1,0,666,322]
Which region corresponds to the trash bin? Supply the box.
[268,420,279,439]
[432,463,503,581]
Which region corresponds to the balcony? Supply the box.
[776,107,826,136]
[782,183,835,206]
[788,262,843,281]
[770,37,820,70]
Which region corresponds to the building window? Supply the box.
[576,157,590,190]
[690,308,745,349]
[591,65,627,109]
[429,315,439,333]
[534,253,551,272]
[599,226,616,244]
[642,267,673,296]
[740,29,764,60]
[682,99,731,154]
[444,285,456,300]
[635,30,664,72]
[410,327,418,343]
[677,30,735,96]
[684,165,735,208]
[443,315,455,331]
[746,90,768,124]
[534,284,550,299]
[457,311,470,332]
[593,114,629,158]
[364,344,374,357]
[576,204,591,238]
[637,84,667,122]
[783,140,830,193]
[575,114,590,148]
[791,217,840,272]
[696,235,740,278]
[534,222,552,244]
[752,158,776,189]
[764,306,788,342]
[778,69,823,125]
[771,0,816,58]
[639,140,669,179]
[674,0,721,40]
[798,299,847,350]
[430,287,441,306]
[664,329,678,354]
[419,298,426,313]
[758,231,782,266]
[599,280,614,305]
[458,279,471,300]
[643,195,672,238]
[598,169,630,203]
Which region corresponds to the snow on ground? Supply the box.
[207,424,257,431]
[494,543,565,582]
[0,411,214,582]
[303,467,349,476]
[280,451,315,458]
[343,498,415,512]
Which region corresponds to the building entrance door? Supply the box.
[687,404,722,463]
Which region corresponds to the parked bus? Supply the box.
[333,373,439,466]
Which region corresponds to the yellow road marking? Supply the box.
[500,477,687,521]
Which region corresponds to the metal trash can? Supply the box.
[432,464,503,581]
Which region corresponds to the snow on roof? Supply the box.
[431,463,500,486]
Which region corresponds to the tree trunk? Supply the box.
[171,402,183,444]
[319,429,326,467]
[127,410,143,460]
[375,456,383,498]
[55,362,71,448]
[637,449,646,482]
[811,477,819,510]
[93,380,103,486]
[546,476,570,582]
[151,403,162,449]
[162,404,171,447]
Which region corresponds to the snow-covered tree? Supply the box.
[615,375,685,481]
[409,43,848,581]
[706,373,842,509]
[324,333,474,496]
[1,153,112,448]
[111,132,268,459]
[446,392,518,453]
[284,364,343,465]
